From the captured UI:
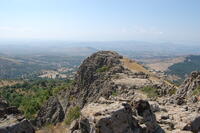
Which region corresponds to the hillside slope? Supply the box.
[3,51,197,133]
[36,51,185,133]
[167,55,200,82]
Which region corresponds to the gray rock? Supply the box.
[149,101,160,112]
[35,96,65,127]
[174,71,200,104]
[70,120,79,133]
[134,100,165,133]
[72,100,142,133]
[69,51,125,108]
[0,120,35,133]
[183,116,200,133]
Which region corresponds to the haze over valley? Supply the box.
[0,0,200,133]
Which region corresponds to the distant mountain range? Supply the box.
[0,40,200,58]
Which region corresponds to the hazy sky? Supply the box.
[0,0,199,43]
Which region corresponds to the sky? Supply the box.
[0,0,199,43]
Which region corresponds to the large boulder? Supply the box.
[34,96,65,128]
[183,116,200,133]
[134,100,164,133]
[70,99,142,133]
[0,97,21,118]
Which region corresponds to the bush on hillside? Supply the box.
[140,86,158,98]
[96,66,110,73]
[65,106,81,125]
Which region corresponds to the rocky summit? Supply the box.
[4,51,200,133]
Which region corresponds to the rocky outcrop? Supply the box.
[174,71,200,104]
[71,51,125,107]
[69,98,166,133]
[75,51,123,88]
[34,96,65,128]
[0,98,21,118]
[0,97,35,133]
[34,51,125,127]
[70,99,142,133]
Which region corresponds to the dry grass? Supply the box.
[36,123,68,133]
[122,58,151,74]
[0,80,23,87]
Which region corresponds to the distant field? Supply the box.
[144,57,185,72]
[0,55,84,79]
[0,56,21,64]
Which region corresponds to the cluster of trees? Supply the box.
[0,79,74,119]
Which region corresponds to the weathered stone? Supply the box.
[149,101,160,112]
[35,96,65,127]
[0,120,35,133]
[72,100,142,133]
[174,71,200,104]
[134,100,164,133]
[70,120,79,133]
[73,51,124,107]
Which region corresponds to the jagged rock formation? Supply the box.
[0,97,35,133]
[174,71,200,104]
[73,51,125,107]
[34,96,65,128]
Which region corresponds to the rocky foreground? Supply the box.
[0,97,35,133]
[1,51,200,133]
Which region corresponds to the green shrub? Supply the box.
[20,98,40,119]
[0,79,72,120]
[112,91,118,96]
[140,86,158,98]
[169,88,177,96]
[96,66,110,73]
[65,106,81,125]
[192,87,200,96]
